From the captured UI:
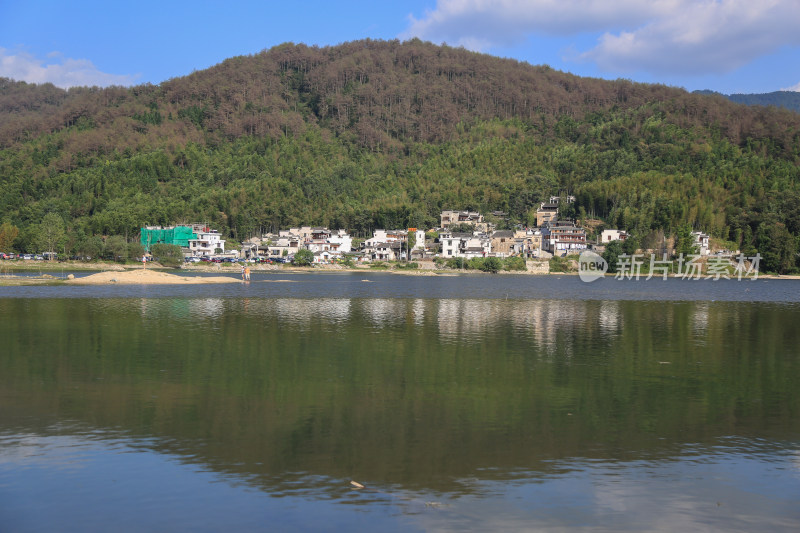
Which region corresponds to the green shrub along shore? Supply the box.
[435,256,526,273]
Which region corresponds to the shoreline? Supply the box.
[1,260,798,285]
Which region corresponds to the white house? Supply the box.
[412,229,425,250]
[440,232,468,258]
[440,232,491,258]
[188,230,226,257]
[599,229,628,243]
[363,241,402,261]
[267,235,302,258]
[692,231,710,255]
[268,227,352,260]
[312,250,335,263]
[364,229,406,248]
[462,235,491,259]
[328,230,353,253]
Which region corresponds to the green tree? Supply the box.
[673,225,697,257]
[105,235,128,262]
[447,257,466,269]
[503,256,526,271]
[150,243,183,268]
[0,222,20,252]
[35,213,66,259]
[292,248,314,266]
[77,236,103,260]
[467,257,485,270]
[602,240,624,273]
[486,256,503,273]
[549,256,571,273]
[622,235,640,255]
[127,242,145,260]
[757,223,797,274]
[740,225,757,256]
[479,256,502,273]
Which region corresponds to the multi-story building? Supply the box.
[515,229,543,258]
[542,220,587,254]
[363,229,406,248]
[440,210,484,229]
[140,224,226,257]
[266,235,302,259]
[266,227,352,259]
[363,241,402,261]
[490,230,515,257]
[188,229,226,257]
[536,203,559,227]
[327,229,353,253]
[692,231,710,255]
[412,229,426,250]
[440,232,491,258]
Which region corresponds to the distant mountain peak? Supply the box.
[693,89,800,112]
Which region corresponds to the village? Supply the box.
[138,197,712,267]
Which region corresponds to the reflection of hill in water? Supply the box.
[1,298,799,496]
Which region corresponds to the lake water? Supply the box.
[2,273,799,531]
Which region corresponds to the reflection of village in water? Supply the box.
[133,296,724,357]
[4,293,798,531]
[138,296,626,341]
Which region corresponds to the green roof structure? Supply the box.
[140,226,197,251]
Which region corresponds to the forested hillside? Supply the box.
[695,90,800,113]
[1,39,799,271]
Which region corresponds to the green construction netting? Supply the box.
[140,226,196,250]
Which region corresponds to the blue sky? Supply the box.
[1,0,799,94]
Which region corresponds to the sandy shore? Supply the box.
[4,259,798,283]
[66,269,240,285]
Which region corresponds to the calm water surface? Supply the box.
[1,273,799,531]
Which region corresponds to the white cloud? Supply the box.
[401,0,800,75]
[780,81,800,92]
[583,0,800,74]
[0,48,137,88]
[401,0,677,50]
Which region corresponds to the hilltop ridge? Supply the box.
[3,39,798,150]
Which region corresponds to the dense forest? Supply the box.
[1,39,799,271]
[695,90,800,113]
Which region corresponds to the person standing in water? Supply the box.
[245,265,251,281]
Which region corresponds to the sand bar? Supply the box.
[66,269,240,285]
